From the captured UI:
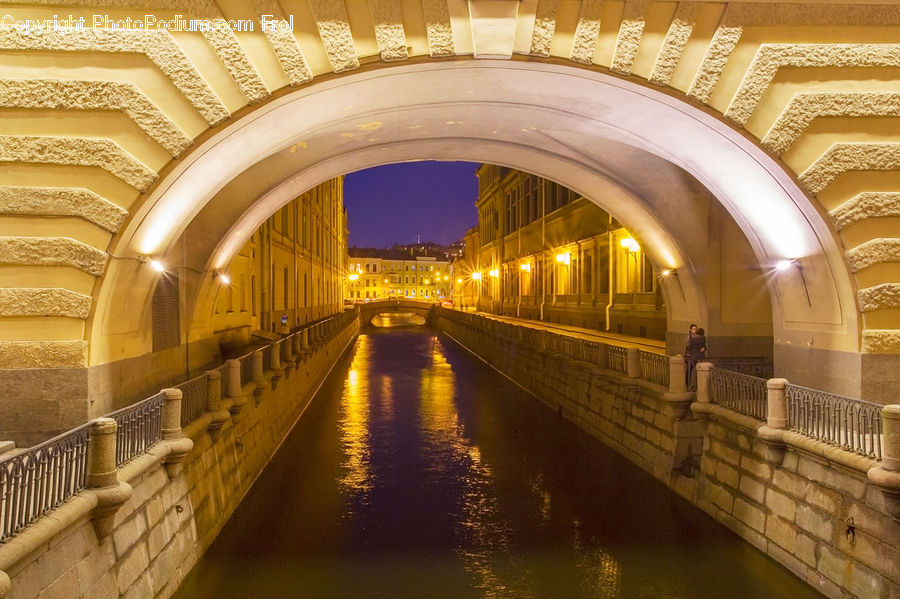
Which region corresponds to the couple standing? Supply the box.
[684,324,707,389]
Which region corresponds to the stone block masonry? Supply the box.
[1,317,360,599]
[434,310,899,599]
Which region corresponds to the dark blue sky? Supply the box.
[343,161,479,248]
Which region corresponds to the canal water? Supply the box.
[175,323,822,598]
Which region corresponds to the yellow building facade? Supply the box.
[468,166,666,339]
[347,251,451,302]
[213,178,347,339]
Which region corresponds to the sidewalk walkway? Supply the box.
[463,310,667,354]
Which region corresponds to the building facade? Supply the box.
[347,249,452,302]
[213,178,348,339]
[467,165,666,339]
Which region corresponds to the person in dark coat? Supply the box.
[686,327,707,363]
[684,327,707,389]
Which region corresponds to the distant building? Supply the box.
[347,248,452,301]
[468,165,666,339]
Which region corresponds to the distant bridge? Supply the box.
[357,299,437,325]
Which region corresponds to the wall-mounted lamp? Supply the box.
[215,271,231,285]
[472,272,482,281]
[556,252,570,265]
[620,238,640,252]
[774,259,796,272]
[348,273,359,281]
[456,278,463,284]
[488,269,499,278]
[140,256,166,272]
[520,262,531,272]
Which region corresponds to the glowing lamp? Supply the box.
[149,259,165,273]
[216,271,231,285]
[348,273,359,281]
[775,259,795,272]
[472,272,482,280]
[456,278,463,284]
[620,238,640,252]
[556,253,570,265]
[488,269,499,278]
[520,263,531,272]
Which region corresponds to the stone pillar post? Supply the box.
[757,378,789,463]
[626,347,641,379]
[292,332,302,357]
[668,355,687,394]
[869,406,900,515]
[86,418,131,539]
[696,362,712,403]
[252,350,266,399]
[766,378,789,429]
[301,328,309,350]
[225,359,248,420]
[281,334,294,364]
[86,418,118,490]
[205,370,229,439]
[881,406,900,472]
[161,388,193,478]
[271,342,282,370]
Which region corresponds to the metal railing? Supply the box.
[109,392,165,467]
[177,374,209,428]
[639,351,669,387]
[240,352,254,385]
[0,423,91,542]
[709,358,773,380]
[787,384,884,460]
[709,367,767,421]
[607,345,628,373]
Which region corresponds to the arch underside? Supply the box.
[111,62,857,388]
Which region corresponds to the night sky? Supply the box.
[342,161,480,248]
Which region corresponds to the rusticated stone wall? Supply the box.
[434,310,899,599]
[1,317,359,599]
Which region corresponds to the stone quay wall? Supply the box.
[434,309,899,599]
[1,316,359,599]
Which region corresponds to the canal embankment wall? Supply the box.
[0,317,359,599]
[434,309,899,599]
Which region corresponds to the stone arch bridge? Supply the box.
[1,0,899,444]
[357,299,436,325]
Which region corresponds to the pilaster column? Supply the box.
[868,406,900,515]
[225,359,247,421]
[626,347,641,379]
[161,388,193,478]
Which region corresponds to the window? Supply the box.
[152,274,180,351]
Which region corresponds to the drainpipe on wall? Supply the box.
[605,214,614,331]
[539,181,546,321]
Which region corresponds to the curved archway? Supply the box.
[98,61,859,393]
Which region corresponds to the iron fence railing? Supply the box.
[0,422,91,542]
[108,392,164,467]
[607,345,628,373]
[787,384,884,460]
[581,340,606,366]
[240,352,254,385]
[639,351,669,387]
[709,367,767,421]
[709,358,773,380]
[177,374,209,427]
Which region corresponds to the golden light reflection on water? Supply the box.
[416,336,622,597]
[338,335,373,496]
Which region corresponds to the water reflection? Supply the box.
[371,312,426,328]
[339,335,373,497]
[175,328,825,599]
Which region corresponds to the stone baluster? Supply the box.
[225,359,247,420]
[86,418,132,539]
[626,347,641,379]
[695,362,712,402]
[252,350,266,399]
[868,405,900,516]
[205,370,229,440]
[160,388,193,478]
[757,378,788,463]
